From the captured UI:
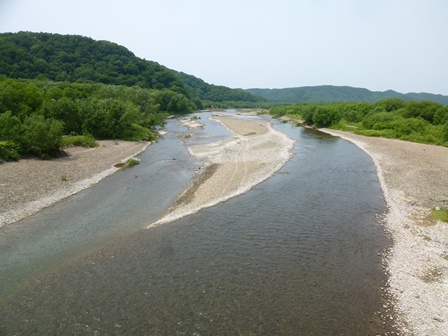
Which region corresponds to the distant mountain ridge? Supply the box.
[247,85,448,105]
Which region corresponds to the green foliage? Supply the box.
[432,207,448,223]
[19,114,64,158]
[434,106,448,125]
[311,106,342,127]
[122,124,157,141]
[0,32,188,95]
[0,78,181,159]
[0,78,43,118]
[0,111,22,142]
[175,71,266,103]
[0,141,20,162]
[269,106,289,117]
[269,98,448,147]
[61,134,98,148]
[442,123,448,143]
[153,89,193,114]
[126,157,140,167]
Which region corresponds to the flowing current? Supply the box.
[0,111,396,334]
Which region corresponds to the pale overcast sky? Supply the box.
[1,0,447,94]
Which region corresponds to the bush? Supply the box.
[0,141,20,162]
[122,123,156,141]
[19,115,64,158]
[312,106,342,127]
[126,157,140,167]
[61,134,98,148]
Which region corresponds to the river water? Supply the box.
[0,111,396,334]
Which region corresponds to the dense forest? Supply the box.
[270,99,448,146]
[248,86,448,105]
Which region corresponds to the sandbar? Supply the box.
[147,115,295,227]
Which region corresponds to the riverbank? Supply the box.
[0,140,149,227]
[322,129,448,336]
[148,115,295,227]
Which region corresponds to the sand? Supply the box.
[147,115,295,227]
[322,129,448,336]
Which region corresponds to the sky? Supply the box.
[1,0,448,95]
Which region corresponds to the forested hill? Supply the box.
[0,32,190,95]
[0,31,264,104]
[247,86,448,105]
[174,71,266,103]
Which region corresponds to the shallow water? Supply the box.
[0,113,396,334]
[0,118,198,295]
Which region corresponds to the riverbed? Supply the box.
[0,111,396,334]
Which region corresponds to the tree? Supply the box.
[19,115,64,157]
[311,106,341,127]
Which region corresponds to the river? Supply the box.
[0,111,396,334]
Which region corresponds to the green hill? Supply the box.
[247,85,448,105]
[0,31,189,95]
[174,71,266,103]
[0,31,264,104]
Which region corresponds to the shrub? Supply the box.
[0,141,20,162]
[122,124,156,141]
[126,157,140,167]
[62,134,98,148]
[19,115,64,158]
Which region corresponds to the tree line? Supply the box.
[0,77,196,161]
[270,98,448,146]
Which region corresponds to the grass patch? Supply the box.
[60,174,68,181]
[114,157,140,169]
[432,207,448,223]
[126,157,140,167]
[62,134,98,148]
